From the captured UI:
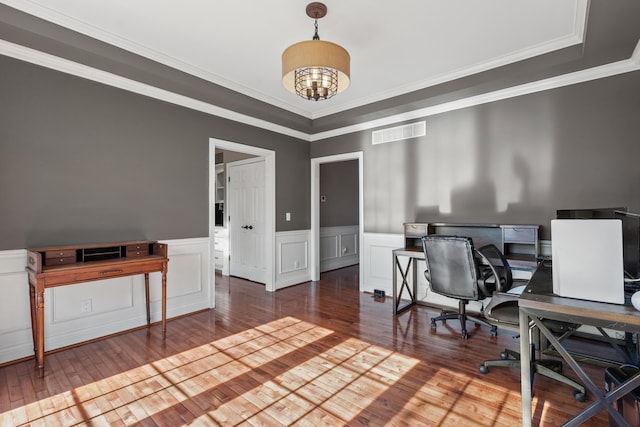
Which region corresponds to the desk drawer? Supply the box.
[44,250,77,266]
[45,249,76,259]
[503,226,537,243]
[72,263,155,282]
[44,256,76,266]
[404,223,428,238]
[126,244,149,258]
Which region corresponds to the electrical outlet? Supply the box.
[80,299,92,313]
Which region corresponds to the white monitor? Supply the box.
[551,219,625,304]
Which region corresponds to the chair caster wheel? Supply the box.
[490,328,498,337]
[479,365,489,374]
[499,351,508,360]
[573,390,587,402]
[461,331,468,339]
[430,320,437,328]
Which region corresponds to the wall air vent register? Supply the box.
[372,121,426,145]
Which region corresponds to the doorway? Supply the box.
[209,138,276,296]
[310,152,364,290]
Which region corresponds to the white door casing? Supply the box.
[310,152,364,290]
[228,158,267,283]
[209,138,275,292]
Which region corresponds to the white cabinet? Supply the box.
[214,227,228,274]
[215,164,225,203]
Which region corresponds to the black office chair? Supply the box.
[476,246,587,401]
[421,235,511,339]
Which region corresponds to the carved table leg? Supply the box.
[35,287,45,378]
[28,284,36,353]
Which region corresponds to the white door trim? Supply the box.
[209,138,276,292]
[310,152,364,290]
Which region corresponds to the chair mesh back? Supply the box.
[422,235,480,300]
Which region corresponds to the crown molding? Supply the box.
[309,40,640,142]
[1,37,639,144]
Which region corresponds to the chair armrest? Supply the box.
[476,244,512,293]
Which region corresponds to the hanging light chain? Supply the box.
[313,19,320,40]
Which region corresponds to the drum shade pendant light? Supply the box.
[282,2,350,101]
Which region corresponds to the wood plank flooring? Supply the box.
[0,266,611,426]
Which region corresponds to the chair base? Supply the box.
[478,348,587,402]
[431,299,497,339]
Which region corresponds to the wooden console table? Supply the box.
[25,241,169,378]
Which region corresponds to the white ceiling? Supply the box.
[2,0,587,119]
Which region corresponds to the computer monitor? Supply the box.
[551,219,625,304]
[556,207,640,279]
[615,210,640,280]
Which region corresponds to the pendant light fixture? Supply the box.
[282,2,350,101]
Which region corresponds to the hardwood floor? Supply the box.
[0,266,610,426]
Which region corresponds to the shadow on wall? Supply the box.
[411,107,547,232]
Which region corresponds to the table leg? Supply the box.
[144,273,150,326]
[519,308,532,427]
[35,287,45,378]
[393,255,416,314]
[392,253,398,314]
[162,266,167,338]
[534,318,629,427]
[28,284,36,353]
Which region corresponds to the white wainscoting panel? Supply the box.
[276,230,312,290]
[320,226,359,273]
[0,250,33,364]
[362,233,404,294]
[0,237,211,365]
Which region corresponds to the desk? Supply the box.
[393,222,539,315]
[25,241,169,378]
[519,263,640,426]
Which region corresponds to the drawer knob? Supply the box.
[59,252,64,256]
[60,259,64,262]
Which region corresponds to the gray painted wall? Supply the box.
[311,71,640,240]
[0,55,310,250]
[320,160,359,227]
[3,49,640,249]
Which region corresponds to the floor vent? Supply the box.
[372,121,426,145]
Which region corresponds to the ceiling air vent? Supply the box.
[372,121,426,145]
